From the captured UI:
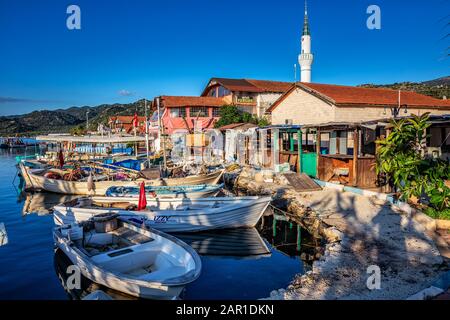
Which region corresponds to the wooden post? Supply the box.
[316,129,321,179]
[273,129,279,170]
[298,129,303,174]
[290,131,295,152]
[296,225,302,251]
[316,129,321,156]
[352,128,359,186]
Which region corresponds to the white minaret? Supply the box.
[298,0,313,83]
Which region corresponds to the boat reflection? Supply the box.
[172,227,271,259]
[20,192,79,216]
[0,223,8,246]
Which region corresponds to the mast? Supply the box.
[156,97,167,172]
[144,99,150,167]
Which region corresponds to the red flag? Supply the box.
[137,181,147,211]
[58,150,64,168]
[133,113,139,128]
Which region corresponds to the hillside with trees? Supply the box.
[0,100,147,136]
[359,76,449,100]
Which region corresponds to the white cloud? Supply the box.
[118,90,133,97]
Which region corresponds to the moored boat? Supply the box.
[0,137,38,149]
[53,196,272,232]
[53,216,202,299]
[19,163,224,195]
[105,183,224,199]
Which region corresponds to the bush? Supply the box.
[376,113,450,216]
[424,207,450,220]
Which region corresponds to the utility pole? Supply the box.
[86,110,90,133]
[144,99,150,167]
[157,98,167,173]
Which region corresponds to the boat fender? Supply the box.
[87,173,94,192]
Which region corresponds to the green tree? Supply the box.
[214,105,271,128]
[215,105,245,127]
[69,125,86,136]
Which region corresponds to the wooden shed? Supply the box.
[301,121,387,189]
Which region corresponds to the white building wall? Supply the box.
[335,106,450,122]
[270,88,335,125]
[258,92,284,117]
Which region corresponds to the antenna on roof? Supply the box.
[294,63,297,82]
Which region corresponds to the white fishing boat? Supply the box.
[105,183,223,199]
[19,163,224,195]
[53,196,272,232]
[53,216,202,299]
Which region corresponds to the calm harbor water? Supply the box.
[0,147,317,300]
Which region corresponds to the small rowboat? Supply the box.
[53,196,272,233]
[53,216,201,300]
[105,183,224,199]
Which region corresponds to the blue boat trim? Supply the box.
[106,183,224,197]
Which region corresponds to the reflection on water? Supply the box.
[0,223,8,246]
[19,192,79,216]
[173,228,271,258]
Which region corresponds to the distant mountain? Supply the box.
[0,100,148,136]
[359,76,449,99]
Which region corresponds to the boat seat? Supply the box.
[111,227,153,245]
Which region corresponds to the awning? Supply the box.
[36,135,147,144]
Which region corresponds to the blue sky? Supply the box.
[0,0,448,115]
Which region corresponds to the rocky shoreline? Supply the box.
[225,167,449,300]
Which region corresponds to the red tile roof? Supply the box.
[202,78,293,95]
[212,78,260,92]
[218,123,258,130]
[246,79,293,93]
[267,82,450,112]
[160,96,226,108]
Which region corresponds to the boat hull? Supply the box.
[20,163,223,195]
[53,196,272,233]
[53,222,201,299]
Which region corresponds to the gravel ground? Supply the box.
[266,188,448,300]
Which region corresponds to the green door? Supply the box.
[301,153,317,178]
